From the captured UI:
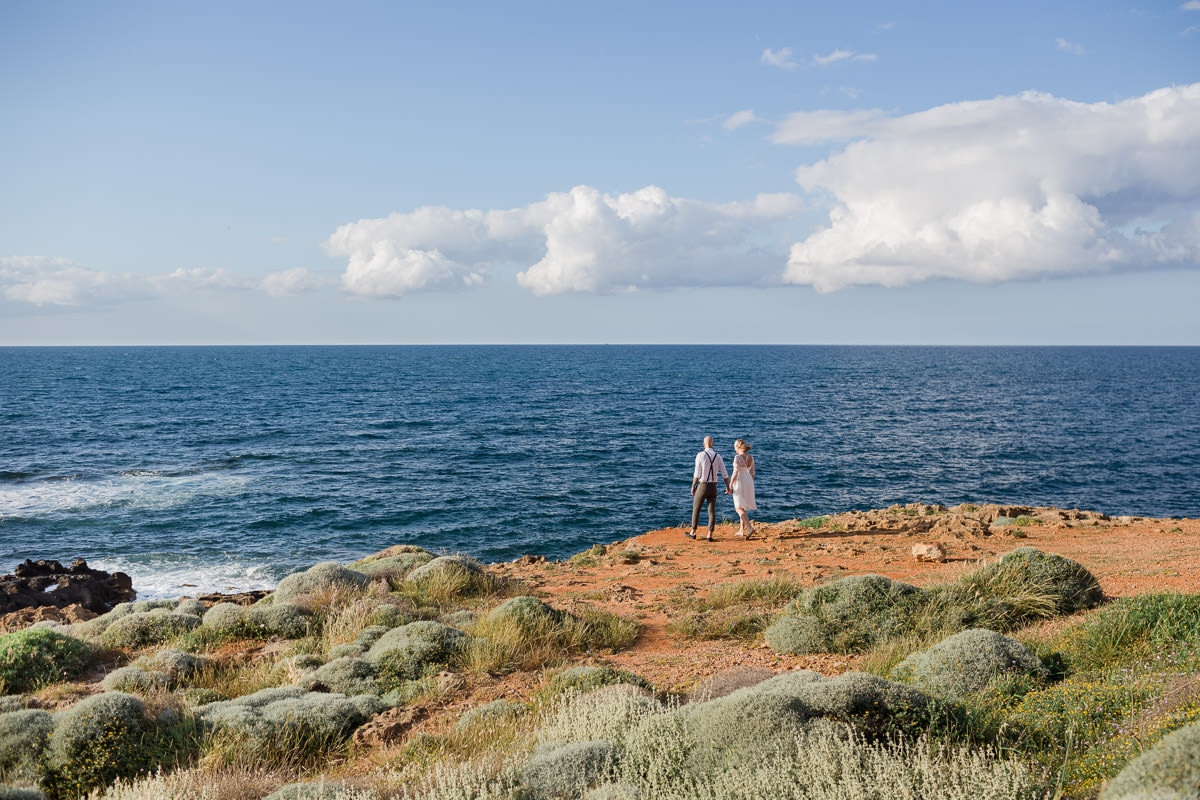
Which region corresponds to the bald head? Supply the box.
[703,436,714,448]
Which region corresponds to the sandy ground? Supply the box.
[488,506,1200,691]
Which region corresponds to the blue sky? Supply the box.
[2,0,1198,344]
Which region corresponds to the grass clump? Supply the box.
[795,516,830,530]
[1053,592,1200,673]
[669,578,803,642]
[764,574,923,654]
[889,629,1049,699]
[467,599,640,675]
[967,547,1102,617]
[0,629,92,695]
[400,556,502,607]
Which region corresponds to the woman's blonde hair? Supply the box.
[734,439,751,453]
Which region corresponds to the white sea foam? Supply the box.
[0,470,251,519]
[89,556,284,601]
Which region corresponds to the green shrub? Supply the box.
[490,596,564,627]
[42,693,154,799]
[264,782,371,800]
[197,687,384,766]
[970,548,1102,616]
[0,787,44,800]
[274,562,371,604]
[889,629,1048,698]
[0,709,54,781]
[173,599,205,617]
[1055,593,1200,672]
[688,667,774,702]
[299,657,378,696]
[406,555,483,584]
[522,740,616,800]
[796,516,829,529]
[346,551,434,586]
[201,602,309,640]
[137,648,206,682]
[765,575,923,654]
[1100,719,1200,799]
[366,621,469,690]
[548,666,650,696]
[99,666,166,694]
[454,699,527,732]
[100,611,201,649]
[0,629,92,694]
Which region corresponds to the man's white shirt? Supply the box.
[693,448,728,483]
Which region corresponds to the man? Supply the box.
[688,435,730,541]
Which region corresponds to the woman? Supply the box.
[729,438,757,538]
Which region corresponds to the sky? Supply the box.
[1,0,1198,345]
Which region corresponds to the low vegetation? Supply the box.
[2,536,1198,799]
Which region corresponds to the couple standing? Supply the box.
[687,436,756,541]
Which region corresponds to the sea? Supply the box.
[1,346,1198,600]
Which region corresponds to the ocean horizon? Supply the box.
[3,344,1198,599]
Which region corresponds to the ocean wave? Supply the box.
[0,470,253,519]
[88,555,285,600]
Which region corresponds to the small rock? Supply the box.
[351,706,424,747]
[436,670,466,694]
[911,543,947,563]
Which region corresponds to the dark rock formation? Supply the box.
[0,558,135,615]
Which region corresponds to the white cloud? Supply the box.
[0,257,147,306]
[1183,1,1200,10]
[777,84,1200,291]
[770,108,891,144]
[1056,37,1085,55]
[760,47,798,70]
[723,109,759,130]
[325,186,805,297]
[813,48,854,66]
[1,257,325,307]
[261,268,329,297]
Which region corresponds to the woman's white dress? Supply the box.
[731,453,756,511]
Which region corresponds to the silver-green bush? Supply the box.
[42,692,154,798]
[889,629,1048,698]
[406,555,483,584]
[0,787,44,800]
[0,709,54,781]
[201,602,309,640]
[548,666,650,695]
[100,666,166,694]
[197,687,384,754]
[274,563,371,604]
[522,741,617,800]
[688,667,774,703]
[455,699,527,732]
[299,657,378,696]
[764,575,923,654]
[137,648,206,681]
[1099,720,1200,800]
[490,597,564,627]
[100,610,201,649]
[365,621,468,688]
[264,782,372,800]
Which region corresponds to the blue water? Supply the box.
[1,346,1198,598]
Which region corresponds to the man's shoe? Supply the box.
[685,531,696,539]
